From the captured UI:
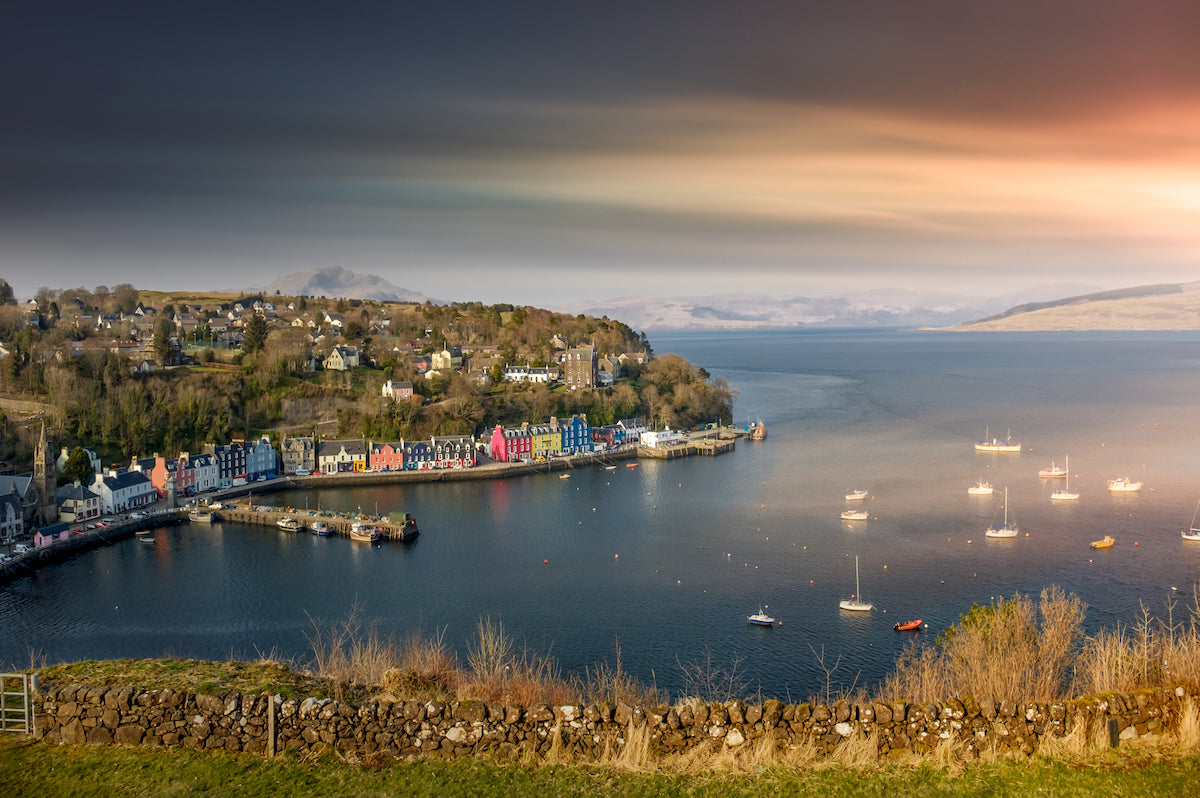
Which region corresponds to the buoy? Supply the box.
[544,559,549,564]
[1135,542,1139,547]
[614,554,618,559]
[1089,559,1093,564]
[883,565,887,569]
[810,580,814,584]
[762,504,765,509]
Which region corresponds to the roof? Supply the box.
[56,482,99,501]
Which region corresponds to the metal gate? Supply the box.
[0,673,32,734]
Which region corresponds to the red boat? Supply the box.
[893,619,923,632]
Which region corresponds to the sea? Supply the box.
[4,328,1200,701]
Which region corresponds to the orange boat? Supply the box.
[893,619,923,632]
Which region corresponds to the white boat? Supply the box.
[311,521,329,536]
[845,489,869,501]
[967,480,994,496]
[985,487,1019,538]
[1107,477,1143,493]
[276,517,302,532]
[839,555,873,612]
[747,606,775,626]
[1051,456,1079,501]
[189,509,214,524]
[975,427,1021,453]
[1183,501,1200,542]
[1038,460,1067,478]
[841,509,869,521]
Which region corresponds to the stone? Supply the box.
[727,701,745,724]
[725,728,746,747]
[101,709,120,729]
[61,719,85,745]
[457,700,486,723]
[745,704,762,725]
[873,703,892,724]
[86,726,114,744]
[834,722,853,737]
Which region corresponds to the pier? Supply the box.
[637,437,736,460]
[217,504,420,542]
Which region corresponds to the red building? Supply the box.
[369,442,405,472]
[489,424,532,463]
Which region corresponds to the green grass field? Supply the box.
[2,735,1198,798]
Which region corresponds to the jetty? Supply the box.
[217,503,419,542]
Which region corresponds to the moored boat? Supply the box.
[1051,456,1079,501]
[845,489,869,501]
[1182,500,1200,541]
[1090,535,1115,549]
[349,522,381,542]
[841,510,869,521]
[559,473,571,480]
[747,606,775,626]
[839,555,873,612]
[1038,460,1067,478]
[985,487,1019,538]
[310,521,329,536]
[189,509,214,524]
[626,462,639,468]
[894,619,923,632]
[749,420,767,441]
[967,480,994,496]
[276,517,302,532]
[975,428,1021,453]
[1107,477,1143,493]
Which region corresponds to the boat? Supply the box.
[1038,460,1067,478]
[349,522,381,542]
[985,487,1019,538]
[967,480,994,496]
[975,427,1021,453]
[894,619,923,632]
[1090,535,1115,549]
[749,420,767,441]
[747,606,776,626]
[1051,456,1079,501]
[310,521,329,536]
[559,473,571,480]
[189,509,214,524]
[839,555,873,612]
[1182,500,1200,542]
[1107,477,1143,493]
[604,465,617,471]
[845,489,869,501]
[626,462,639,469]
[841,510,869,521]
[134,527,153,536]
[276,517,301,532]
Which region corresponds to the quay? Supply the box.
[638,428,739,460]
[217,504,420,542]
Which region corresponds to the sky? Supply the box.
[3,1,1200,306]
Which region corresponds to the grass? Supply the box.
[36,658,330,700]
[3,734,1200,797]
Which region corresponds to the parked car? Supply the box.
[13,543,32,555]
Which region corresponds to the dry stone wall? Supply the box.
[31,681,1193,761]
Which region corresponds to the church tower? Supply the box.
[33,421,58,526]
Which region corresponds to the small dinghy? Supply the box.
[893,619,923,632]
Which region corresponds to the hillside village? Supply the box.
[0,280,734,550]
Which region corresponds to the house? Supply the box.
[188,452,219,493]
[204,441,249,488]
[641,428,686,449]
[90,469,157,514]
[562,344,597,390]
[323,345,359,371]
[431,435,475,469]
[489,424,532,463]
[34,522,72,549]
[502,365,558,384]
[143,454,196,498]
[280,437,316,474]
[0,492,23,542]
[369,441,405,472]
[401,440,434,471]
[0,475,38,528]
[528,422,560,461]
[245,435,277,480]
[431,346,463,371]
[617,417,647,444]
[557,414,593,456]
[317,440,367,474]
[57,446,102,477]
[56,481,101,524]
[381,381,414,402]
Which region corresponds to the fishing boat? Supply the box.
[985,487,1019,538]
[189,509,214,524]
[1051,456,1079,501]
[1090,535,1115,549]
[893,619,923,632]
[349,522,381,543]
[747,606,775,626]
[749,420,767,441]
[310,521,329,536]
[975,427,1021,453]
[1038,460,1067,478]
[1107,477,1143,493]
[1182,501,1200,542]
[839,556,873,612]
[967,480,994,496]
[841,509,869,521]
[276,517,301,532]
[845,489,869,501]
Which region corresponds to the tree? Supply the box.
[0,279,15,305]
[151,315,173,364]
[242,314,269,354]
[62,446,95,486]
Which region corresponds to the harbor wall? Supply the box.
[30,680,1191,761]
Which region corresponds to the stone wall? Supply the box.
[30,681,1194,761]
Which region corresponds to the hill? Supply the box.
[950,281,1200,331]
[261,267,433,303]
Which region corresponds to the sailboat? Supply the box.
[1051,456,1079,501]
[839,555,873,612]
[986,487,1019,538]
[1183,500,1200,542]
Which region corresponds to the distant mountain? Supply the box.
[557,287,1102,330]
[951,281,1200,331]
[261,267,432,303]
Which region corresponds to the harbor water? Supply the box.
[4,328,1200,699]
